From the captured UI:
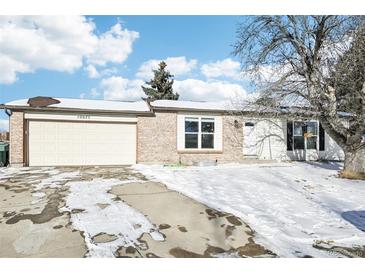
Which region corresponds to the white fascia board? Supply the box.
[24,111,138,123]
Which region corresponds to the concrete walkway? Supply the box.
[111,182,273,258]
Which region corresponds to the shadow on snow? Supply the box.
[342,211,365,232]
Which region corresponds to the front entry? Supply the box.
[243,122,257,156]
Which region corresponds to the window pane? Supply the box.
[319,123,325,151]
[201,134,214,149]
[307,136,317,149]
[294,121,304,136]
[307,122,317,135]
[294,136,304,149]
[287,121,293,151]
[201,121,214,133]
[185,119,199,133]
[185,134,198,148]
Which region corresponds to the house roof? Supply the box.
[2,97,350,118]
[150,100,237,112]
[2,97,152,114]
[1,97,238,113]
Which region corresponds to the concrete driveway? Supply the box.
[0,166,273,258]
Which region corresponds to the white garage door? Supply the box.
[28,120,136,166]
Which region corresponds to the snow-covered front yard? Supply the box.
[134,162,365,257]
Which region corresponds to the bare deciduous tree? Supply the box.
[234,16,365,175]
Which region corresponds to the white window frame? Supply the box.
[184,116,216,150]
[291,120,319,150]
[305,121,319,150]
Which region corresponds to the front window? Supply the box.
[306,121,318,149]
[293,121,305,150]
[184,117,215,149]
[185,118,199,148]
[291,121,318,150]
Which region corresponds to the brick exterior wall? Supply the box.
[137,111,245,165]
[137,112,179,163]
[9,111,24,166]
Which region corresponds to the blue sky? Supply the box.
[0,16,251,129]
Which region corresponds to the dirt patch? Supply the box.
[6,191,63,224]
[78,167,140,182]
[159,224,171,230]
[3,211,16,218]
[225,225,235,237]
[169,247,206,258]
[115,245,143,258]
[71,208,85,214]
[236,238,275,257]
[178,226,188,232]
[96,203,110,209]
[204,245,226,256]
[205,208,228,219]
[126,246,138,254]
[92,232,118,244]
[226,215,242,226]
[0,183,30,194]
[313,241,365,258]
[133,223,142,229]
[339,170,365,180]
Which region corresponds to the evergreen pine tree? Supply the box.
[142,61,179,100]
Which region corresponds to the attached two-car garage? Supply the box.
[28,120,136,166]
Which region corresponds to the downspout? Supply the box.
[142,97,155,114]
[5,108,12,117]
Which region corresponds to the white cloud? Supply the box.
[90,88,101,98]
[0,16,139,84]
[98,73,246,102]
[79,93,86,99]
[85,65,119,79]
[87,23,139,66]
[101,76,144,101]
[136,56,197,80]
[86,64,100,78]
[0,119,9,132]
[174,79,247,101]
[201,58,242,80]
[0,55,30,84]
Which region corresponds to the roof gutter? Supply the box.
[1,105,155,116]
[151,106,228,113]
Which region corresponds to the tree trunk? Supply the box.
[343,147,365,174]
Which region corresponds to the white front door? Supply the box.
[243,122,257,155]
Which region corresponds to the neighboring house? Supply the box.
[0,96,344,167]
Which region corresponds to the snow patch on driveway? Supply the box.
[30,171,80,204]
[134,162,365,257]
[62,178,164,257]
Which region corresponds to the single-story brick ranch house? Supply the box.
[0,96,344,167]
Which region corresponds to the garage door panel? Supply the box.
[28,121,136,166]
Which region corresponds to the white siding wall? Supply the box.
[242,117,344,162]
[214,116,223,151]
[319,132,345,161]
[253,118,289,161]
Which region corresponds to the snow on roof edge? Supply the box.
[4,97,152,112]
[4,98,240,112]
[150,99,238,111]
